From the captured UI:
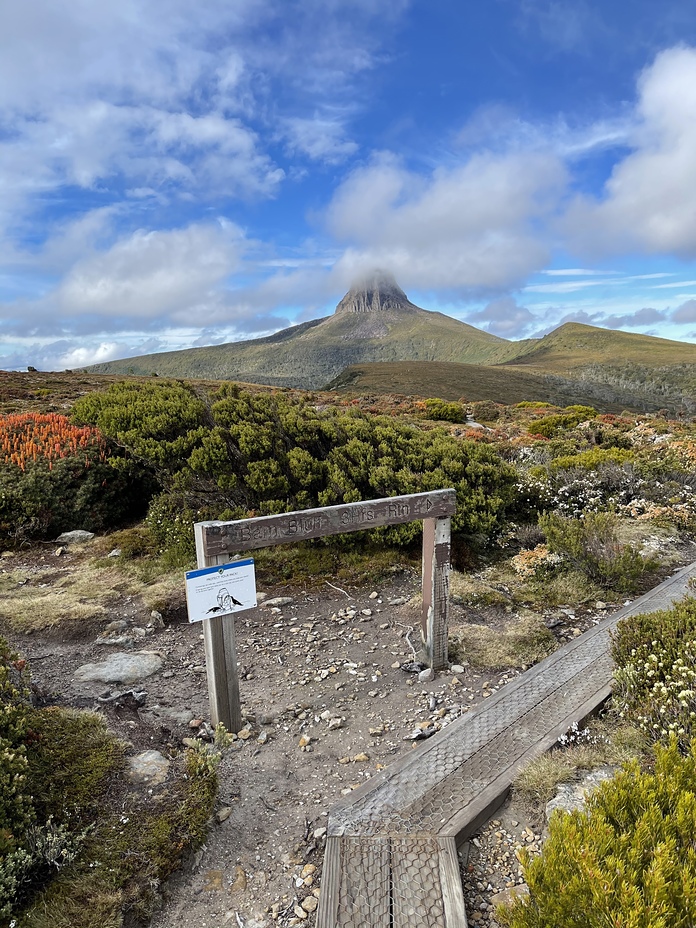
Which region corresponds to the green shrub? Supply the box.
[501,738,696,928]
[0,638,220,924]
[75,381,521,555]
[421,398,467,423]
[0,637,33,913]
[539,512,658,592]
[612,597,696,751]
[549,447,634,472]
[530,405,597,438]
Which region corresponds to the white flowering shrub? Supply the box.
[612,597,696,752]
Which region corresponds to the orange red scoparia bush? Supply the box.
[0,413,108,472]
[0,413,151,542]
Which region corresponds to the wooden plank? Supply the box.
[438,838,468,928]
[390,836,446,927]
[201,489,457,557]
[316,837,342,928]
[422,516,451,670]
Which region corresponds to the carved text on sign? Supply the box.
[202,489,456,557]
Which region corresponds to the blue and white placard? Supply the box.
[185,559,257,624]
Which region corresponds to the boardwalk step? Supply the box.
[317,835,467,927]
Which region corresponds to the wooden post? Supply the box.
[421,516,451,670]
[194,523,243,733]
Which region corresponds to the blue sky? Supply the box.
[2,0,696,370]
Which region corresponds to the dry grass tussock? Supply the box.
[0,560,184,631]
[449,611,556,670]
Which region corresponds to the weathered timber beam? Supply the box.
[201,489,457,557]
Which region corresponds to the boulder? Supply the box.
[55,530,95,544]
[545,766,618,821]
[74,651,163,684]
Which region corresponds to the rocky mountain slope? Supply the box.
[84,272,508,387]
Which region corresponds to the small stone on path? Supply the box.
[230,865,247,893]
[263,596,294,608]
[418,668,435,683]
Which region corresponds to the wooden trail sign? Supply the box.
[194,489,456,732]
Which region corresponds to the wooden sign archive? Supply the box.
[194,488,456,731]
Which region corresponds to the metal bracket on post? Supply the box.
[194,523,242,733]
[421,516,451,670]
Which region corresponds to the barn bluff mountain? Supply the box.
[85,271,696,412]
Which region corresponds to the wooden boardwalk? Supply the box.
[317,561,696,928]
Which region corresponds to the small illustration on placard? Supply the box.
[185,559,256,624]
[207,587,244,614]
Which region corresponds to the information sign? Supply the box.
[185,558,256,624]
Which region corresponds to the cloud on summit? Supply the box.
[326,150,566,292]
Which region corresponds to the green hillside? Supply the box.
[326,360,679,413]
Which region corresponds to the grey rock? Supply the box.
[97,689,147,709]
[55,530,95,544]
[150,610,165,628]
[404,725,436,741]
[449,664,466,674]
[400,660,427,674]
[546,766,618,821]
[126,750,170,786]
[418,667,435,683]
[74,651,163,684]
[263,596,294,608]
[107,547,122,558]
[490,885,529,909]
[388,596,409,606]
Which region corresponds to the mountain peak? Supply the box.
[334,270,416,315]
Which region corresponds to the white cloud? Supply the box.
[565,46,696,257]
[326,150,566,290]
[282,116,358,163]
[56,222,245,321]
[600,307,668,328]
[0,0,409,237]
[59,342,124,368]
[542,268,617,276]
